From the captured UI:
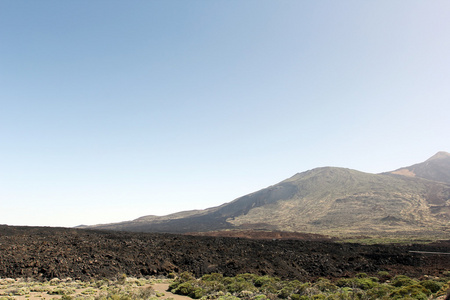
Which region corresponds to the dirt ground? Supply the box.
[0,277,190,300]
[0,225,449,282]
[152,283,192,300]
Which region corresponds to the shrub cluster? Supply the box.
[169,271,450,300]
[0,275,161,300]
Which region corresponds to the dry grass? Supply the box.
[0,276,178,300]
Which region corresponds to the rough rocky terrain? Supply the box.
[1,225,449,282]
[185,230,335,240]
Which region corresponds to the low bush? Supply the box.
[48,288,75,295]
[226,280,256,294]
[391,275,418,287]
[336,277,378,290]
[420,279,443,293]
[1,272,446,300]
[313,278,338,292]
[390,283,429,300]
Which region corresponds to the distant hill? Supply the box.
[389,151,450,184]
[87,152,450,238]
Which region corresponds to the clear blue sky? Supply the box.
[1,1,449,227]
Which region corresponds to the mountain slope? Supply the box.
[390,151,450,184]
[225,167,450,236]
[90,155,450,237]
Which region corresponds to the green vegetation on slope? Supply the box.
[169,271,450,300]
[227,167,450,237]
[1,272,449,300]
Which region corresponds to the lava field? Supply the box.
[0,225,449,281]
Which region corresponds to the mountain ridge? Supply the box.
[389,151,450,183]
[86,152,450,239]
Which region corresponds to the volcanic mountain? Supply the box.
[389,151,450,184]
[88,152,450,238]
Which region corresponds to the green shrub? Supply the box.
[200,279,226,294]
[226,280,256,294]
[313,278,338,292]
[366,284,394,299]
[254,275,276,287]
[390,284,429,300]
[368,276,379,283]
[168,281,179,291]
[287,280,310,295]
[391,275,418,287]
[236,273,258,282]
[259,280,282,294]
[254,276,283,295]
[95,279,110,288]
[290,294,302,300]
[163,271,448,300]
[202,273,223,282]
[190,287,206,299]
[48,288,74,295]
[30,284,51,293]
[336,277,377,290]
[170,281,206,299]
[81,287,97,295]
[297,296,313,300]
[420,279,443,293]
[221,277,234,286]
[178,271,195,283]
[377,271,390,278]
[169,272,198,294]
[436,280,450,297]
[277,286,294,299]
[237,290,255,298]
[328,287,356,300]
[6,288,29,296]
[100,293,132,300]
[172,282,194,295]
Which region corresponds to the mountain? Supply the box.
[88,152,450,238]
[389,151,450,184]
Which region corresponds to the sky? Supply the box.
[1,1,450,227]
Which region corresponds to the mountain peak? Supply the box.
[426,151,450,161]
[390,151,450,184]
[87,152,450,237]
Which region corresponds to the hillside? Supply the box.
[224,167,450,236]
[390,151,450,184]
[88,152,450,238]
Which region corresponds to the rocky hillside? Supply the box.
[87,152,450,238]
[390,151,450,184]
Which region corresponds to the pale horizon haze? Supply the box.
[1,1,450,227]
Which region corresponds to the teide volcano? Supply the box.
[390,151,450,184]
[88,152,450,238]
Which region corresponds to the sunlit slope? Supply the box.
[390,151,450,184]
[225,167,450,235]
[91,166,450,236]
